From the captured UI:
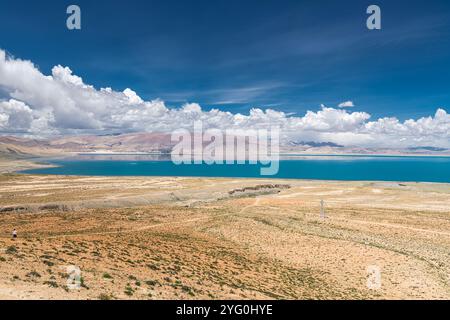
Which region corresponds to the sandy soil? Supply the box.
[0,174,449,300]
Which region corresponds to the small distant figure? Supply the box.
[12,229,17,239]
[320,200,326,219]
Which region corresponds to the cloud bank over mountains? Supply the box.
[0,49,449,148]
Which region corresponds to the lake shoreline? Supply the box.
[15,155,450,184]
[2,154,450,185]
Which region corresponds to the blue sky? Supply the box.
[1,0,450,121]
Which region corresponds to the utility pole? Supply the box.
[320,200,326,219]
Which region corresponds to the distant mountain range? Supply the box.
[288,141,344,148]
[1,133,449,159]
[407,146,448,152]
[0,133,173,158]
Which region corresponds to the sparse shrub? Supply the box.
[98,293,113,300]
[43,260,54,267]
[145,280,158,286]
[80,277,89,289]
[124,285,134,296]
[103,273,113,279]
[181,285,195,296]
[147,263,160,270]
[44,281,58,288]
[26,271,41,278]
[6,246,17,255]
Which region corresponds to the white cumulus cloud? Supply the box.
[338,101,355,108]
[0,49,449,148]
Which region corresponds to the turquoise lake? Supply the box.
[22,155,450,183]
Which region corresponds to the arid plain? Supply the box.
[0,169,449,300]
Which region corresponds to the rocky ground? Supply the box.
[0,174,449,300]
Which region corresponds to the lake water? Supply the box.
[21,155,450,183]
